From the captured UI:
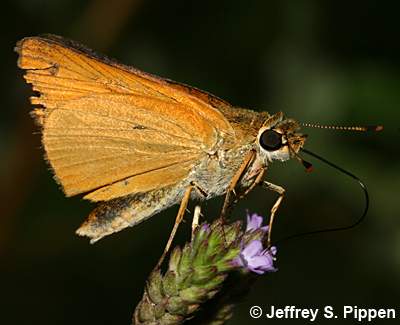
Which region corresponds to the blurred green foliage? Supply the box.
[1,1,399,324]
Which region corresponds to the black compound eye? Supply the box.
[259,129,283,151]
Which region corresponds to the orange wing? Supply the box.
[16,35,235,201]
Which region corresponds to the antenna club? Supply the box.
[369,125,384,132]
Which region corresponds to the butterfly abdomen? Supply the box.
[76,184,185,243]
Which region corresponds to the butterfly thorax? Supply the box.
[188,109,269,199]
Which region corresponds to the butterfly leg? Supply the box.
[220,150,256,219]
[155,185,193,270]
[262,181,285,247]
[234,168,266,203]
[191,205,202,240]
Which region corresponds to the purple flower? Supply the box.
[201,223,210,232]
[233,240,277,274]
[246,212,269,233]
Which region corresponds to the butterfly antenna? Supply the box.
[301,123,383,132]
[276,148,369,244]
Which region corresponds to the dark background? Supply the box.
[1,0,399,324]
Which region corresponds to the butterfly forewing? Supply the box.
[16,36,235,201]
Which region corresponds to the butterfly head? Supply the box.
[257,112,307,163]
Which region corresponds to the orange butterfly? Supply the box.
[16,35,307,262]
